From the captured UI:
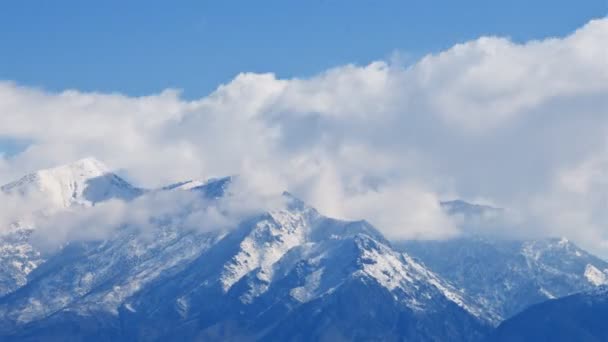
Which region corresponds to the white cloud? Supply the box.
[0,191,53,232]
[28,177,287,250]
[523,151,608,255]
[408,19,608,130]
[1,18,607,249]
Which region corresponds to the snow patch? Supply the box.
[539,287,556,299]
[585,264,608,286]
[221,210,308,294]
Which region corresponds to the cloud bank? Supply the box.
[17,176,286,250]
[1,18,607,252]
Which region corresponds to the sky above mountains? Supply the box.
[1,4,607,254]
[1,1,606,98]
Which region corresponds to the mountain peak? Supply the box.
[2,157,109,188]
[1,157,140,208]
[61,157,109,174]
[440,199,502,216]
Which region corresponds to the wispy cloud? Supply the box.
[23,177,286,250]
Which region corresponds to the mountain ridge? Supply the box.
[0,160,492,341]
[1,160,607,340]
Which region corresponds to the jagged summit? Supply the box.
[1,157,141,208]
[63,156,110,173]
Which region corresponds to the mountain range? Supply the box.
[0,158,606,341]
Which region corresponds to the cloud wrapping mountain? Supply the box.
[0,18,607,250]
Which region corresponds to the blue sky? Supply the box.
[1,0,606,100]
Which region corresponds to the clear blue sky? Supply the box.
[1,0,606,100]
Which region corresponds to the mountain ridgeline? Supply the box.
[0,158,606,341]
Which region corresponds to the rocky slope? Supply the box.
[400,201,608,321]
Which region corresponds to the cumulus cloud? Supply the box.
[1,18,607,250]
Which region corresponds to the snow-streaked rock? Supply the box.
[0,227,44,297]
[401,235,608,321]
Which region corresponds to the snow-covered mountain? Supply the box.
[2,161,607,340]
[400,201,608,321]
[0,161,491,341]
[1,157,142,209]
[0,158,142,297]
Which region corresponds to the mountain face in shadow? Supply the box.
[486,287,608,342]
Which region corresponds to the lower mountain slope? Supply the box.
[486,287,608,342]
